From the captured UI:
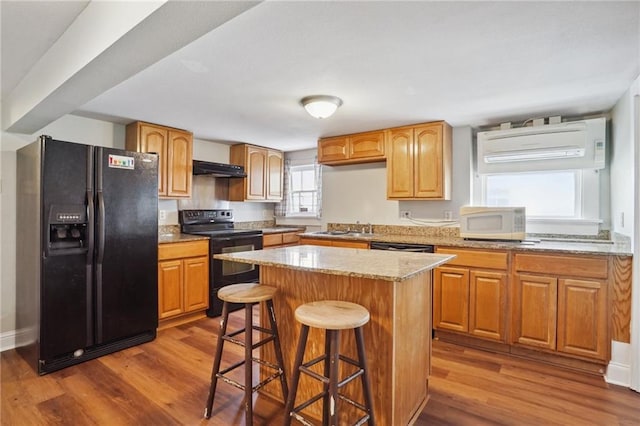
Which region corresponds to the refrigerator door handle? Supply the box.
[97,191,105,265]
[86,145,95,346]
[95,147,105,343]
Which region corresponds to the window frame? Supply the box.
[286,163,320,218]
[473,168,603,235]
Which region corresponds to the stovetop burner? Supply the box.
[179,209,262,238]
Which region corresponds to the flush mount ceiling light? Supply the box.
[300,95,343,119]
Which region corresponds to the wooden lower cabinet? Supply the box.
[434,248,507,342]
[512,253,609,362]
[299,237,369,249]
[263,231,300,248]
[512,274,557,350]
[158,240,209,326]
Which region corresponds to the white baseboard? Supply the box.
[0,327,33,353]
[605,341,631,387]
[606,362,631,387]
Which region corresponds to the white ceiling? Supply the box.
[2,1,639,153]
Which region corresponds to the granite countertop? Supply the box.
[261,227,306,234]
[214,245,455,281]
[298,231,632,256]
[158,233,209,244]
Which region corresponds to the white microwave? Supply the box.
[459,206,526,241]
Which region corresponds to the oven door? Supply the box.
[208,234,263,317]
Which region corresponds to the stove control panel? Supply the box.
[179,209,233,225]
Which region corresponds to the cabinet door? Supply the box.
[139,124,168,195]
[469,270,506,341]
[266,150,283,200]
[433,266,469,332]
[183,256,209,313]
[414,123,444,199]
[167,130,193,198]
[557,278,608,360]
[513,274,557,350]
[386,127,415,198]
[247,146,267,200]
[158,260,183,319]
[349,131,385,160]
[318,136,349,163]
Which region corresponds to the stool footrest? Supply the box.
[292,390,325,413]
[221,325,276,350]
[338,368,364,389]
[217,369,284,394]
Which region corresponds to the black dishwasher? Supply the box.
[370,241,435,252]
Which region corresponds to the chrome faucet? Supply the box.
[367,223,372,234]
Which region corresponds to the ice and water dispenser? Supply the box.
[47,204,88,255]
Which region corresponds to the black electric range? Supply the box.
[179,209,263,317]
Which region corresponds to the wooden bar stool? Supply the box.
[204,283,288,425]
[283,300,375,426]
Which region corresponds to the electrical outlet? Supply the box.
[444,210,453,220]
[400,210,411,219]
[159,210,166,221]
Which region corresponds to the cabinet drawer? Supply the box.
[263,233,283,247]
[282,232,300,245]
[515,254,608,279]
[159,240,209,260]
[436,248,508,270]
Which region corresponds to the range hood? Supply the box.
[192,160,246,177]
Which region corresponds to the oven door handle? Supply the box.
[213,237,233,242]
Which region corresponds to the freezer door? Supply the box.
[95,147,159,344]
[40,138,93,360]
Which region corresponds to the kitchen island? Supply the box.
[214,245,454,425]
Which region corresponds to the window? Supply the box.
[484,170,580,218]
[474,168,602,235]
[288,165,317,215]
[277,161,322,217]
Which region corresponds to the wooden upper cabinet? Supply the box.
[387,121,452,200]
[126,121,193,199]
[229,144,283,202]
[266,149,284,200]
[318,130,385,165]
[167,130,193,197]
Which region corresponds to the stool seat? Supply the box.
[295,300,370,330]
[217,283,278,303]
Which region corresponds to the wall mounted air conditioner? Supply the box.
[476,117,606,174]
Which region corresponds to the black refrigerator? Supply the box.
[16,136,159,375]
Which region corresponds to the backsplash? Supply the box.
[328,223,460,238]
[159,224,180,235]
[235,220,276,229]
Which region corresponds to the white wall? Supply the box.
[608,75,639,389]
[321,126,472,227]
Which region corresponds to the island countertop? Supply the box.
[214,244,455,282]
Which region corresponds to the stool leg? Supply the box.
[326,329,340,426]
[204,301,230,419]
[266,299,289,401]
[355,326,375,426]
[245,302,253,425]
[283,324,309,426]
[322,329,331,425]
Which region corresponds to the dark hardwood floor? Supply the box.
[2,308,639,425]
